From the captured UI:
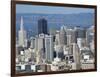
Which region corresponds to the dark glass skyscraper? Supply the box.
[38,18,48,35]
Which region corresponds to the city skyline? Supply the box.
[15,4,95,74]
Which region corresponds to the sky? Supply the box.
[16,4,94,14]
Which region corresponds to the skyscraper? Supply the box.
[75,28,86,49]
[77,38,86,49]
[30,37,35,49]
[86,26,94,47]
[18,16,27,47]
[55,31,60,45]
[59,26,67,46]
[45,35,54,62]
[77,28,86,38]
[66,29,77,46]
[66,35,72,46]
[35,34,45,64]
[72,43,81,70]
[38,18,48,35]
[54,45,63,59]
[35,34,54,63]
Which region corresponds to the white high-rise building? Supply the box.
[72,43,81,70]
[66,29,77,46]
[59,26,67,46]
[86,26,94,47]
[35,34,45,64]
[30,37,35,49]
[18,16,27,47]
[34,36,38,51]
[54,45,63,59]
[77,38,86,49]
[45,35,54,62]
[55,31,60,45]
[38,36,44,51]
[67,35,72,46]
[35,34,54,63]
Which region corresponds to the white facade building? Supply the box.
[72,43,81,70]
[45,35,54,62]
[77,38,86,49]
[34,34,54,63]
[18,16,27,47]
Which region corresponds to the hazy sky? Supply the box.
[16,4,94,14]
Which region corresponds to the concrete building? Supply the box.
[16,64,36,73]
[45,35,54,62]
[59,26,67,46]
[72,43,81,70]
[86,26,94,47]
[80,47,94,63]
[90,40,95,54]
[36,64,51,72]
[18,16,27,47]
[81,63,94,69]
[54,45,64,59]
[55,31,60,45]
[66,35,72,46]
[35,34,54,64]
[30,37,35,49]
[77,38,86,49]
[66,29,77,46]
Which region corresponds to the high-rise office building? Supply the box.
[18,16,27,47]
[86,26,94,47]
[30,37,35,49]
[68,44,73,55]
[54,45,64,59]
[71,30,77,43]
[76,28,87,49]
[55,31,60,45]
[74,26,86,38]
[77,38,86,49]
[34,36,38,51]
[35,34,45,64]
[38,35,44,51]
[59,26,67,45]
[34,34,45,52]
[66,35,72,46]
[35,34,54,63]
[66,29,77,46]
[77,28,86,38]
[38,18,48,35]
[72,43,81,70]
[45,35,54,62]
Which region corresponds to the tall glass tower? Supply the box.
[38,18,48,35]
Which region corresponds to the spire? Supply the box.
[20,16,24,30]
